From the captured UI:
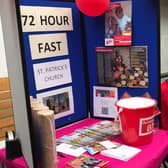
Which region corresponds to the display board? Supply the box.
[17,0,88,128]
[17,0,160,122]
[84,0,160,117]
[14,0,160,167]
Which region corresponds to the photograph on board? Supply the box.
[95,89,116,98]
[105,0,132,46]
[36,87,74,119]
[44,92,70,114]
[96,46,148,88]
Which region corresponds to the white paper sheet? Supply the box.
[33,59,72,90]
[29,33,68,60]
[56,143,85,157]
[93,86,118,118]
[101,145,141,161]
[20,6,73,32]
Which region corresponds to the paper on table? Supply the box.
[99,140,121,149]
[56,143,86,157]
[101,144,141,161]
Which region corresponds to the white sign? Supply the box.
[29,33,68,60]
[139,116,154,136]
[20,6,73,32]
[93,86,118,118]
[36,86,74,119]
[33,59,72,90]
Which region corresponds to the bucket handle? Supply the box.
[118,108,123,114]
[114,108,123,132]
[153,108,160,117]
[115,108,123,121]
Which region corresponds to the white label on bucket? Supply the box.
[139,116,154,136]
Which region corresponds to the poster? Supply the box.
[93,86,118,118]
[36,86,74,119]
[33,59,72,90]
[105,1,132,46]
[96,46,148,88]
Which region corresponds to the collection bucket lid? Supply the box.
[116,97,156,109]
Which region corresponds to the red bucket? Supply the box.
[116,97,157,146]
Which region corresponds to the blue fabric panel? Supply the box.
[83,0,159,117]
[19,0,88,128]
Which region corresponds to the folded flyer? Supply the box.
[101,144,141,161]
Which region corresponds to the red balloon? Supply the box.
[76,0,110,17]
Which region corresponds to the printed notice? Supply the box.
[33,59,72,90]
[29,33,68,60]
[36,86,74,119]
[20,6,73,32]
[93,86,118,118]
[105,1,132,46]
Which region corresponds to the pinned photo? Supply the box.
[44,92,70,115]
[105,1,132,46]
[37,87,74,119]
[96,89,115,98]
[96,46,148,88]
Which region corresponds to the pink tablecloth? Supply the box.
[0,148,28,168]
[1,118,168,168]
[56,118,168,168]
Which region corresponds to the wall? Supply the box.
[0,17,8,77]
[0,0,34,167]
[160,0,168,75]
[0,17,15,143]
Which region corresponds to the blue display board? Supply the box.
[18,0,88,128]
[18,0,159,126]
[84,0,159,117]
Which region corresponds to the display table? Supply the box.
[0,149,27,168]
[0,118,168,168]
